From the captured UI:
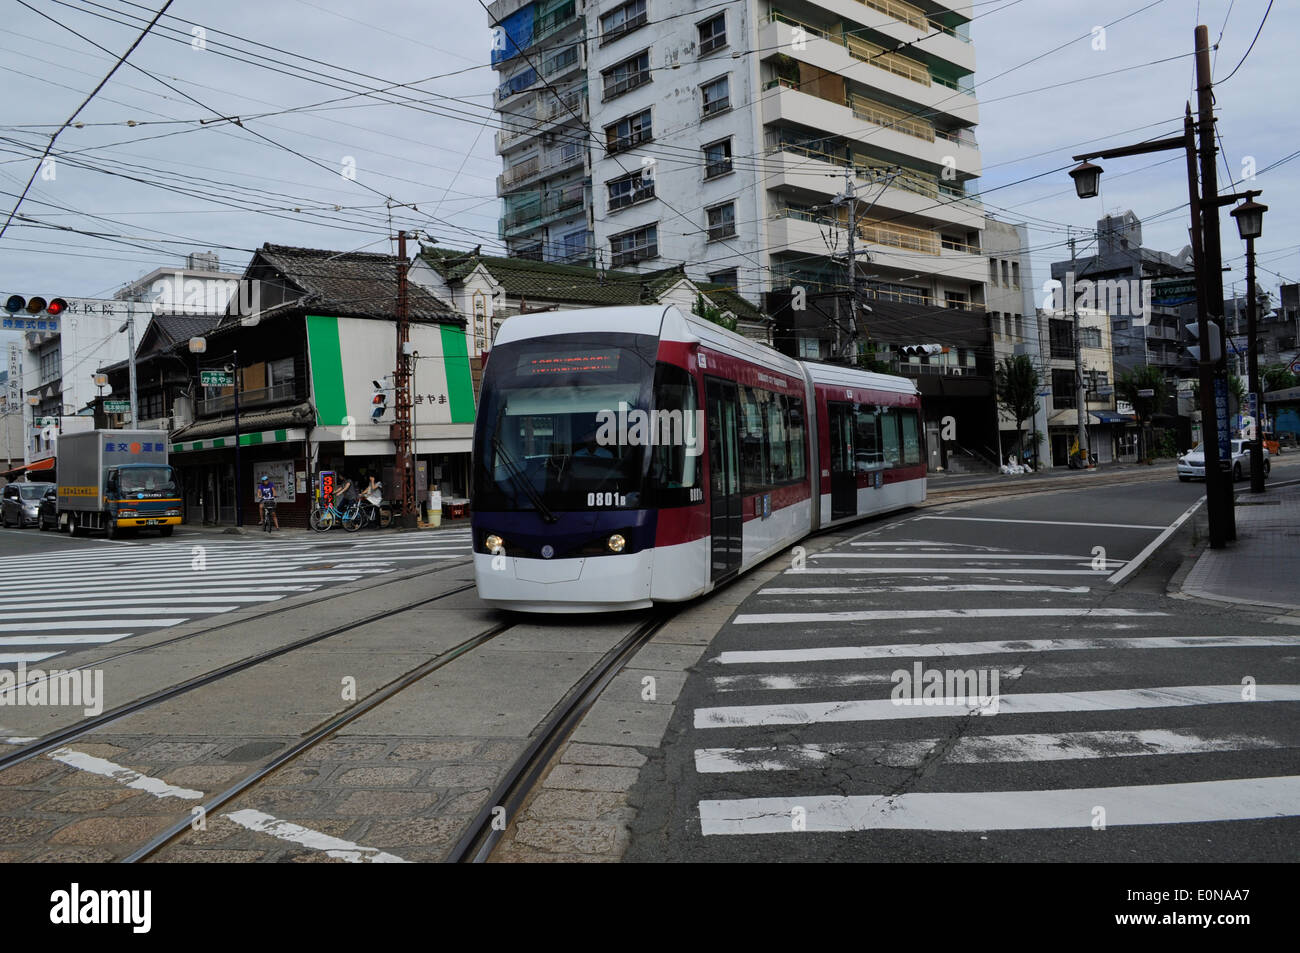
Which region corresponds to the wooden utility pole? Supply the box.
[394,231,416,527]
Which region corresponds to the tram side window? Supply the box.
[786,396,807,481]
[739,385,770,488]
[767,399,788,482]
[650,363,702,501]
[854,406,881,470]
[899,409,921,465]
[880,408,902,467]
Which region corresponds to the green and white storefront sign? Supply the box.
[170,428,308,453]
[305,314,475,431]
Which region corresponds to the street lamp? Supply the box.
[1230,196,1268,493]
[1068,161,1103,200]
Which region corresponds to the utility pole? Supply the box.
[233,347,242,528]
[1194,24,1236,541]
[121,314,139,427]
[1069,237,1088,466]
[393,231,416,527]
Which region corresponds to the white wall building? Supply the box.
[488,0,983,308]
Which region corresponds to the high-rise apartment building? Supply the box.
[488,0,983,307]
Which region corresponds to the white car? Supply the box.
[1178,439,1271,482]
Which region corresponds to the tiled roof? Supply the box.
[170,402,315,442]
[420,247,765,319]
[253,244,460,324]
[152,313,223,347]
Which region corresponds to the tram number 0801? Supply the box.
[588,492,627,507]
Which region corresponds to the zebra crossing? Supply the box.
[684,532,1300,846]
[0,529,472,665]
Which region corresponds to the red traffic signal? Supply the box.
[3,295,68,316]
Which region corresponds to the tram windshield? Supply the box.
[474,333,657,512]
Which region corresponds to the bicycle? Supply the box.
[309,495,358,532]
[350,493,394,530]
[262,500,277,533]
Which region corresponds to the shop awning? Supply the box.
[2,457,55,478]
[171,428,308,453]
[1091,411,1137,424]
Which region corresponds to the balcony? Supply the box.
[197,381,297,417]
[497,149,584,195]
[600,9,647,46]
[606,127,652,156]
[602,70,650,101]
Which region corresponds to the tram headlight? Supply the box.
[607,533,626,553]
[485,534,504,554]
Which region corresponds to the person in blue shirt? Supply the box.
[258,474,279,531]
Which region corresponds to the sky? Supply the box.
[0,0,1295,356]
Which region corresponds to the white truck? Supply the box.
[57,429,181,538]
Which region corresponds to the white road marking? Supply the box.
[811,553,1125,561]
[224,808,409,863]
[714,634,1298,665]
[785,567,1112,576]
[0,607,236,620]
[0,652,57,664]
[0,619,187,632]
[47,748,203,800]
[699,775,1300,834]
[694,684,1300,728]
[758,585,1091,595]
[733,608,1164,625]
[914,516,1168,530]
[0,597,285,610]
[710,666,1027,693]
[1107,497,1206,586]
[0,634,135,646]
[694,728,1288,773]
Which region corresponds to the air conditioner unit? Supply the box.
[172,396,194,429]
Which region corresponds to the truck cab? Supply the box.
[105,463,182,537]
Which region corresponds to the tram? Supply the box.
[471,305,925,612]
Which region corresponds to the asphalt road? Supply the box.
[625,473,1300,862]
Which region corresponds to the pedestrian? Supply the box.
[258,474,280,531]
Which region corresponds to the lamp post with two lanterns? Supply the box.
[1230,197,1269,494]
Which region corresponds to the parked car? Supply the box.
[38,485,58,530]
[1177,440,1271,482]
[1,481,55,527]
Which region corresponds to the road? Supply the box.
[625,471,1300,862]
[0,524,471,666]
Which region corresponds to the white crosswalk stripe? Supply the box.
[689,537,1300,840]
[0,530,470,665]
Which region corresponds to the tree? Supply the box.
[1263,363,1298,392]
[691,293,737,332]
[994,355,1041,465]
[1117,365,1170,462]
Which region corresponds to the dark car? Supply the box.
[1,481,54,528]
[37,485,58,531]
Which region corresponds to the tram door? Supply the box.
[828,402,857,520]
[706,378,743,582]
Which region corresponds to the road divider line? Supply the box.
[914,516,1167,530]
[223,808,408,863]
[48,748,203,800]
[758,585,1091,595]
[1107,496,1205,586]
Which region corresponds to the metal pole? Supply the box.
[126,314,139,427]
[1070,238,1087,466]
[233,347,242,528]
[1195,23,1236,541]
[394,231,416,526]
[1246,236,1265,492]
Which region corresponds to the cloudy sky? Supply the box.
[0,0,1294,354]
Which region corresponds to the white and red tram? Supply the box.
[471,305,925,612]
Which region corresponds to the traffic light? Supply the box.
[3,295,68,316]
[1185,320,1222,362]
[371,379,387,421]
[900,343,944,357]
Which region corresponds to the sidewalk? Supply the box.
[1180,481,1300,612]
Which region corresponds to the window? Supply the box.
[989,259,999,285]
[603,50,650,100]
[1011,261,1021,287]
[698,13,727,55]
[605,109,652,154]
[1049,319,1075,359]
[607,170,655,210]
[708,268,738,289]
[544,44,579,76]
[1079,326,1102,348]
[649,361,701,506]
[735,386,806,488]
[139,390,164,421]
[854,406,881,470]
[1001,260,1010,285]
[945,291,968,310]
[1052,369,1077,408]
[879,409,902,467]
[610,224,658,266]
[701,75,730,117]
[268,357,294,386]
[600,0,647,44]
[703,138,733,178]
[900,410,921,465]
[560,230,590,260]
[706,202,735,241]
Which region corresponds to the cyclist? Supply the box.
[258,474,280,531]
